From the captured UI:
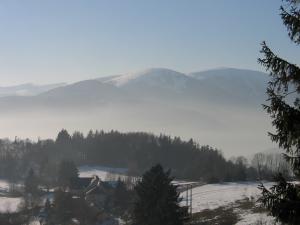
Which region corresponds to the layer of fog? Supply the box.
[0,102,276,157]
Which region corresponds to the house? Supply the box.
[69,175,113,210]
[69,177,93,194]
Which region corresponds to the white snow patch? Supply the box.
[0,180,10,192]
[29,220,41,225]
[0,196,21,212]
[0,179,22,213]
[237,212,279,225]
[181,182,273,213]
[104,68,189,91]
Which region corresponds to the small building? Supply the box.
[69,175,113,210]
[69,177,93,194]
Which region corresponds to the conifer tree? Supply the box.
[132,164,187,225]
[258,0,300,223]
[23,168,40,209]
[56,129,71,145]
[57,160,78,188]
[24,168,39,195]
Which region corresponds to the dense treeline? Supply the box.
[0,129,259,183]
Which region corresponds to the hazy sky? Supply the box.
[0,0,299,85]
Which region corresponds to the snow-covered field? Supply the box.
[180,182,273,212]
[0,196,22,212]
[0,179,22,212]
[237,212,279,225]
[180,182,277,224]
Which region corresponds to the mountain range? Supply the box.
[0,68,275,157]
[0,82,65,97]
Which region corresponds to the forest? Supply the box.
[0,129,282,185]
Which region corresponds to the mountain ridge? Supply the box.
[0,82,65,97]
[0,67,274,156]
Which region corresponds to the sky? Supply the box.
[0,0,299,85]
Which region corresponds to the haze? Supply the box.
[0,0,289,157]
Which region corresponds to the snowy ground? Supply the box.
[0,166,130,214]
[79,166,273,214]
[0,180,10,192]
[180,182,277,224]
[236,212,279,225]
[0,167,280,224]
[0,196,22,212]
[0,179,22,212]
[180,182,273,212]
[79,166,277,223]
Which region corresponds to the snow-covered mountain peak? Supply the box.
[104,68,190,91]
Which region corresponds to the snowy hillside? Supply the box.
[189,68,268,98]
[103,68,191,92]
[97,67,269,105]
[181,182,273,212]
[38,79,131,104]
[180,181,277,224]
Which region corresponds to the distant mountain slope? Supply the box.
[190,68,268,97]
[0,83,65,97]
[190,67,267,78]
[0,80,134,110]
[188,68,269,105]
[97,68,269,106]
[0,68,275,156]
[40,80,127,100]
[96,75,121,83]
[38,79,135,107]
[103,68,190,91]
[0,68,268,104]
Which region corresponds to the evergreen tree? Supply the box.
[22,168,41,209]
[57,160,78,188]
[235,157,247,181]
[56,129,71,145]
[51,189,95,224]
[24,168,39,195]
[113,178,133,216]
[52,189,73,223]
[132,164,187,225]
[258,0,300,223]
